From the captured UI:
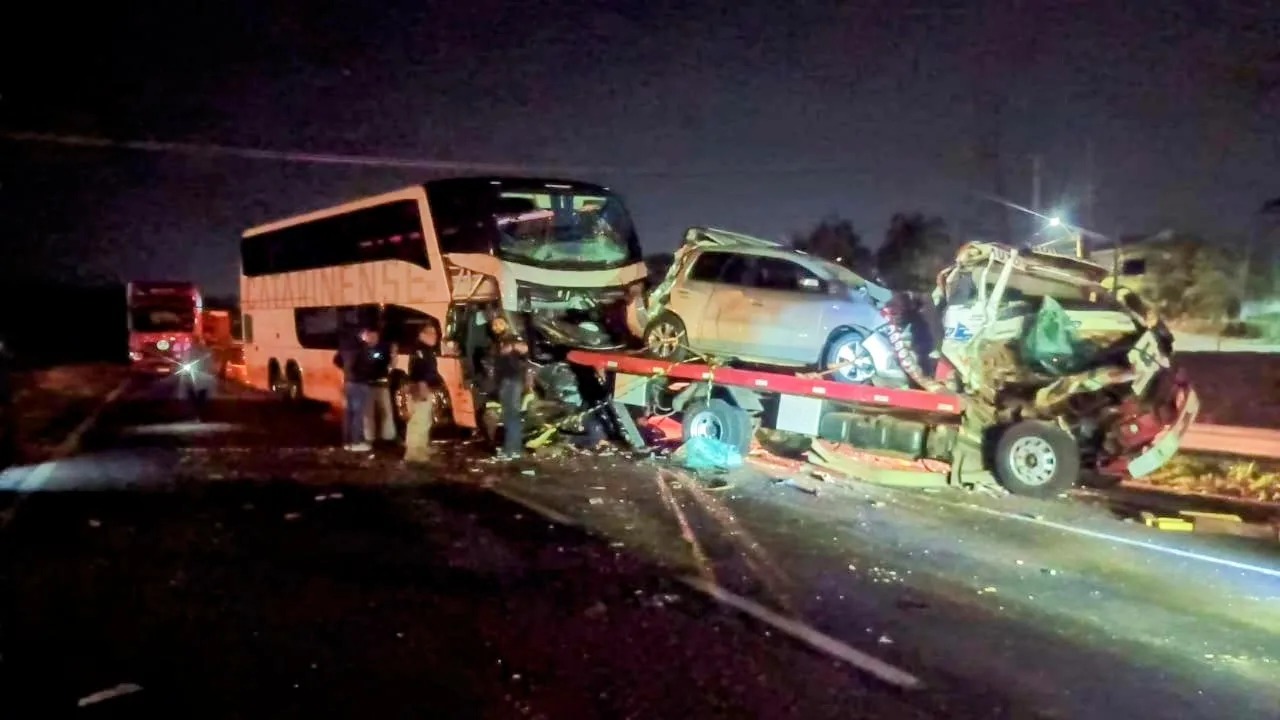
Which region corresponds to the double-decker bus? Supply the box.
[238,176,647,429]
[126,281,203,374]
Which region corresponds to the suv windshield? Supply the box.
[494,190,640,270]
[130,307,195,333]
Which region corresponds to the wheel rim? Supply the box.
[687,410,723,440]
[1007,436,1058,487]
[831,338,876,382]
[395,385,412,421]
[647,322,684,358]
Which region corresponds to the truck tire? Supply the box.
[992,420,1080,497]
[644,312,690,361]
[682,398,753,456]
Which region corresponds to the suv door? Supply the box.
[668,250,734,351]
[701,253,759,357]
[715,255,828,364]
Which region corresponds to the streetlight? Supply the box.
[1047,216,1062,228]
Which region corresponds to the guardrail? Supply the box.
[1182,424,1280,461]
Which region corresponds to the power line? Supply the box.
[1,130,861,179]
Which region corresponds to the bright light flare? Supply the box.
[1047,216,1063,227]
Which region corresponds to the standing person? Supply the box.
[178,338,214,420]
[363,328,398,445]
[488,314,529,460]
[403,323,443,464]
[333,326,374,452]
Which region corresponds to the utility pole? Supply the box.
[1030,154,1042,213]
[1083,140,1095,228]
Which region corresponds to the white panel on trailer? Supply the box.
[613,372,649,407]
[776,394,824,436]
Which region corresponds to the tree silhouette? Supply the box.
[1144,236,1237,321]
[876,213,957,292]
[790,216,874,276]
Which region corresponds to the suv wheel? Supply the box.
[822,330,877,384]
[644,312,690,361]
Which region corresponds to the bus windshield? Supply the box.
[493,190,640,270]
[130,306,195,333]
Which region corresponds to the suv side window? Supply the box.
[753,257,823,292]
[687,251,732,282]
[718,255,755,287]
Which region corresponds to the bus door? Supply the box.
[441,300,503,430]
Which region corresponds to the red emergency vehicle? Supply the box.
[126,281,203,374]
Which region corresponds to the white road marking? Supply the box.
[489,486,579,527]
[950,501,1280,580]
[487,481,924,691]
[0,376,134,519]
[50,377,133,459]
[680,576,924,690]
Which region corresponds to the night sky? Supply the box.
[3,0,1277,296]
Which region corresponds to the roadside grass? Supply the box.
[1142,453,1280,504]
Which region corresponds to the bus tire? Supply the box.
[681,398,753,456]
[992,420,1080,497]
[390,371,411,435]
[267,360,285,398]
[284,361,304,402]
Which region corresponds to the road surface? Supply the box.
[1,372,1277,718]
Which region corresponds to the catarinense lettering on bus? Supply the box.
[242,264,436,309]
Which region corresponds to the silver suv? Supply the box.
[639,229,908,386]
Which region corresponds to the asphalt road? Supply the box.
[1,372,1278,718]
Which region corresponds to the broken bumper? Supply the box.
[1126,387,1200,478]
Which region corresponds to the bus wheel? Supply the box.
[992,421,1080,497]
[284,362,304,402]
[390,372,411,436]
[267,361,285,397]
[681,398,753,456]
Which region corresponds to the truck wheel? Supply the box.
[682,398,753,455]
[992,421,1080,497]
[644,312,690,361]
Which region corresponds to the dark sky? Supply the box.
[3,0,1277,296]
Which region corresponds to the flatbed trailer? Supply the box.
[565,348,1022,493]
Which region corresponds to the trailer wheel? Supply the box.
[682,399,753,455]
[992,421,1080,497]
[644,312,690,361]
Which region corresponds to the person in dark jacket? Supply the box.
[363,329,398,445]
[177,338,214,419]
[488,314,528,459]
[403,323,443,463]
[333,327,376,451]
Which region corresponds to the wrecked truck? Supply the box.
[566,239,1197,496]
